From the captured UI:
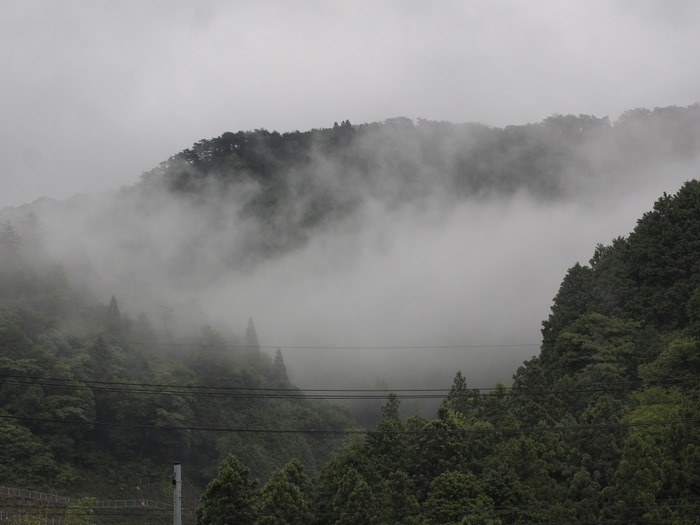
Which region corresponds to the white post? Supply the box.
[173,463,182,525]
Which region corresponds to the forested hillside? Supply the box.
[3,106,694,392]
[1,106,699,523]
[198,181,700,524]
[0,220,356,496]
[137,105,700,263]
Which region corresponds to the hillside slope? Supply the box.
[209,180,700,524]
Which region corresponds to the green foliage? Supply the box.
[313,445,386,524]
[624,181,700,328]
[138,106,700,260]
[639,336,700,382]
[541,262,594,348]
[441,370,478,418]
[545,180,700,338]
[258,459,314,525]
[272,348,288,384]
[196,454,257,525]
[0,419,61,486]
[2,112,700,523]
[330,467,381,525]
[422,471,500,525]
[384,470,421,525]
[6,516,44,525]
[291,177,700,523]
[64,496,97,525]
[0,246,357,493]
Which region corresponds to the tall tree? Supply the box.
[196,454,258,525]
[105,295,123,339]
[0,220,22,271]
[422,471,500,525]
[258,459,313,525]
[0,220,22,255]
[442,370,478,417]
[272,348,288,383]
[245,317,260,348]
[244,317,262,364]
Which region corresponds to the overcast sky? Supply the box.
[1,0,699,208]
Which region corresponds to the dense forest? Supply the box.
[0,218,358,513]
[193,180,700,524]
[136,105,700,265]
[1,105,699,523]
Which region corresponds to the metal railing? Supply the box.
[0,486,74,506]
[0,485,181,510]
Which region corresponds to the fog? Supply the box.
[11,115,695,397]
[2,0,699,398]
[193,174,695,389]
[2,1,700,208]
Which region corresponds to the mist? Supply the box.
[3,1,700,209]
[195,175,694,390]
[7,112,695,401]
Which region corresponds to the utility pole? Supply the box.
[172,463,182,525]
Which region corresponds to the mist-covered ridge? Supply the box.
[1,104,699,392]
[1,105,700,512]
[139,104,700,260]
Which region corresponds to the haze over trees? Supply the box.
[196,180,700,524]
[0,105,699,522]
[3,104,696,391]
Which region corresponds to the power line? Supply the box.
[291,343,539,349]
[0,373,696,401]
[127,341,542,350]
[1,413,697,435]
[0,381,694,401]
[2,372,695,392]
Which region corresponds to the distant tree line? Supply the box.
[132,104,700,266]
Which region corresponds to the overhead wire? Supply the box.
[0,373,696,401]
[1,413,697,435]
[127,341,542,350]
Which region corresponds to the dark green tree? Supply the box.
[365,394,411,476]
[258,459,313,525]
[314,446,385,525]
[272,348,288,384]
[384,469,421,525]
[196,454,258,525]
[422,471,500,525]
[0,419,61,486]
[330,467,382,525]
[442,370,478,418]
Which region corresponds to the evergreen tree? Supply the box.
[380,392,400,420]
[244,317,262,365]
[245,317,260,348]
[423,471,500,525]
[0,220,22,254]
[442,370,478,417]
[196,454,257,525]
[258,459,313,525]
[0,220,22,270]
[106,295,123,339]
[330,467,381,525]
[272,348,288,383]
[384,470,421,525]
